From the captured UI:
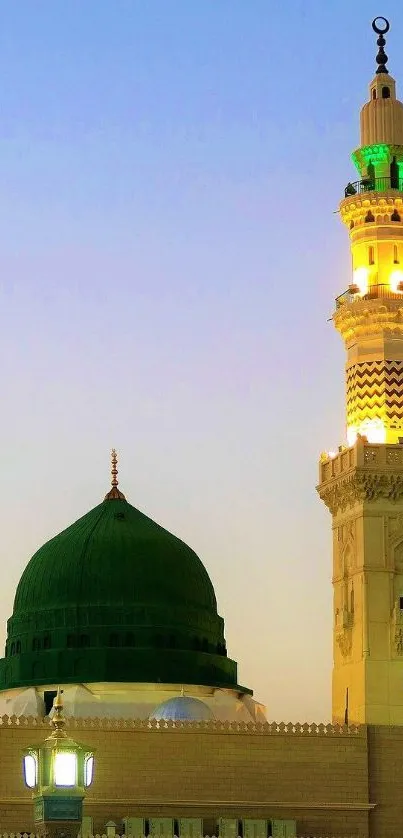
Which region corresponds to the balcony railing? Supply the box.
[344,176,403,197]
[335,283,403,308]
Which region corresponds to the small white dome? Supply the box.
[150,695,214,721]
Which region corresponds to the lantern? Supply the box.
[22,688,95,835]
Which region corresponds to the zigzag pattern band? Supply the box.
[346,360,403,428]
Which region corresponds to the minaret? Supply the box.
[318,17,403,725]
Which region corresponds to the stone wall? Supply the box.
[0,718,370,837]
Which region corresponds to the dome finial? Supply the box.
[104,448,126,501]
[372,17,390,74]
[111,447,118,488]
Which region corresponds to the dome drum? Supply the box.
[0,645,240,692]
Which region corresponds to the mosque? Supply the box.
[2,15,403,838]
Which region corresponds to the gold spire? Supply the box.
[104,448,126,501]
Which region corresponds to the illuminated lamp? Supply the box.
[22,688,95,837]
[351,267,369,296]
[390,269,403,292]
[347,418,386,446]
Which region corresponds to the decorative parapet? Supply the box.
[0,834,359,838]
[0,715,363,736]
[318,438,403,513]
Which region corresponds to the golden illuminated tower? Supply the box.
[318,17,403,725]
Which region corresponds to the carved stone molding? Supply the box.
[336,629,352,658]
[333,294,403,345]
[318,470,403,514]
[394,628,403,655]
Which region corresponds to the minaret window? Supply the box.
[382,86,391,98]
[368,245,375,265]
[394,245,399,263]
[399,597,403,610]
[391,157,399,188]
[372,88,376,99]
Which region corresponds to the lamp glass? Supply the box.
[84,755,94,787]
[23,753,37,788]
[54,751,77,786]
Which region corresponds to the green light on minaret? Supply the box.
[352,143,390,172]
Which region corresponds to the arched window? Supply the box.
[16,640,21,654]
[391,157,399,189]
[392,209,401,222]
[372,88,376,100]
[350,221,354,229]
[43,635,51,650]
[365,211,375,223]
[382,86,391,98]
[79,634,89,648]
[394,244,399,264]
[368,245,375,265]
[66,634,76,648]
[125,632,135,647]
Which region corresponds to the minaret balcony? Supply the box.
[335,283,403,307]
[344,176,403,197]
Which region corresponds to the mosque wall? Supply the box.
[367,725,403,838]
[0,718,370,837]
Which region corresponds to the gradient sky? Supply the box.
[0,0,400,722]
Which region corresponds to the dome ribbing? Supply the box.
[0,492,246,693]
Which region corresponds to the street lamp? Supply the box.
[22,688,95,838]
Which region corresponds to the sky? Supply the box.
[0,0,401,722]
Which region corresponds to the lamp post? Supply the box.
[22,688,95,838]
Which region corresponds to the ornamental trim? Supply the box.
[318,469,403,514]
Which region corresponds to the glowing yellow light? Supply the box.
[352,267,369,296]
[347,418,386,446]
[54,751,77,786]
[390,269,403,292]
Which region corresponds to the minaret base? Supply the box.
[318,437,403,725]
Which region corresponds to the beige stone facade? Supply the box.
[0,717,372,837]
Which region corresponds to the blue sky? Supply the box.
[0,1,401,720]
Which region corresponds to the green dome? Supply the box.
[0,491,245,693]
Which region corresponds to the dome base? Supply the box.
[0,681,264,722]
[0,645,248,693]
